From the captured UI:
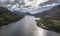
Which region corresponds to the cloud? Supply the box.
[23,0,48,8]
[0,0,59,14]
[0,0,48,8]
[0,0,60,7]
[40,0,60,6]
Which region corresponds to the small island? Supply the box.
[0,6,24,26]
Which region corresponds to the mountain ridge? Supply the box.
[36,5,60,33]
[33,5,60,17]
[0,6,24,26]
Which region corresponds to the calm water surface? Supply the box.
[0,15,60,36]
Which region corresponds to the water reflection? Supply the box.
[0,15,60,36]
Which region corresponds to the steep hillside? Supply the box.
[36,5,60,33]
[0,6,24,26]
[33,5,60,17]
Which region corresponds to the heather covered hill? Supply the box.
[36,5,60,33]
[0,6,24,26]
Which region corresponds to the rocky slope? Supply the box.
[0,6,24,26]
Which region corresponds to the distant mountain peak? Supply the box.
[33,5,60,17]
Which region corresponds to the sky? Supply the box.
[40,0,60,6]
[0,0,59,14]
[0,0,48,8]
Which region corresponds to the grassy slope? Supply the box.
[0,6,24,26]
[36,5,60,33]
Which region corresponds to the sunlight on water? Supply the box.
[0,15,60,36]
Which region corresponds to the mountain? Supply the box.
[36,5,60,33]
[33,5,60,17]
[0,6,24,26]
[13,11,32,15]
